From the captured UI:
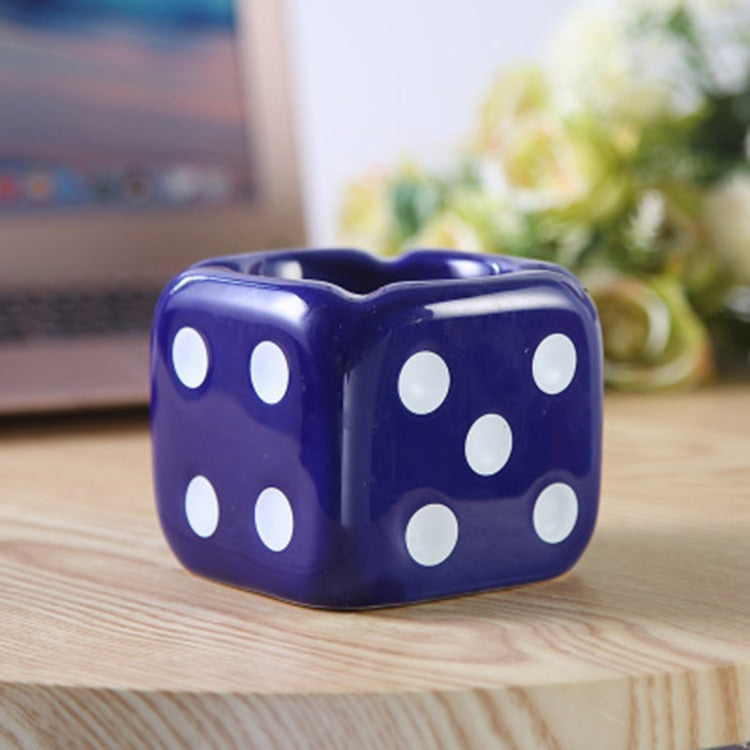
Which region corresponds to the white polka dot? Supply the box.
[464,413,513,476]
[254,487,294,552]
[398,350,450,415]
[172,326,209,389]
[532,333,577,395]
[405,503,458,567]
[533,483,579,544]
[185,475,219,538]
[250,341,289,404]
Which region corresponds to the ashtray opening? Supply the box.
[245,250,511,296]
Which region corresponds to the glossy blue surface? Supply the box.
[151,248,603,608]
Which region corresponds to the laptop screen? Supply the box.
[0,0,256,216]
[0,0,302,413]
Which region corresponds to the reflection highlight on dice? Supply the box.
[151,248,603,608]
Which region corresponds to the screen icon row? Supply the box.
[0,163,238,212]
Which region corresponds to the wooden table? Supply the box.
[1,386,749,749]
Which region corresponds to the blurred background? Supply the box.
[1,0,749,411]
[284,0,575,245]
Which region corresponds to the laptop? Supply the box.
[0,0,304,414]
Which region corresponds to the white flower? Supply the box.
[691,1,750,95]
[548,0,750,121]
[548,5,693,120]
[627,190,667,250]
[704,170,750,284]
[643,0,750,95]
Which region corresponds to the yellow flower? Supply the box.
[338,171,397,254]
[409,210,486,253]
[583,269,713,389]
[409,189,530,256]
[473,68,629,223]
[475,67,549,153]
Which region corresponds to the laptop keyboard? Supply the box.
[0,285,162,342]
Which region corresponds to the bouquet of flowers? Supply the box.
[339,0,750,390]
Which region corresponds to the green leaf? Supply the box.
[391,179,442,238]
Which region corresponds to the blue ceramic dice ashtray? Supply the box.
[151,248,603,608]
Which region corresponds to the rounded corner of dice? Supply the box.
[150,248,603,609]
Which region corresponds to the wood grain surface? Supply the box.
[1,386,749,748]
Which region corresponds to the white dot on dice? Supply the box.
[533,482,579,544]
[397,350,450,415]
[464,413,513,476]
[254,487,294,552]
[532,333,577,395]
[405,503,459,566]
[172,326,209,389]
[250,340,290,405]
[185,475,219,538]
